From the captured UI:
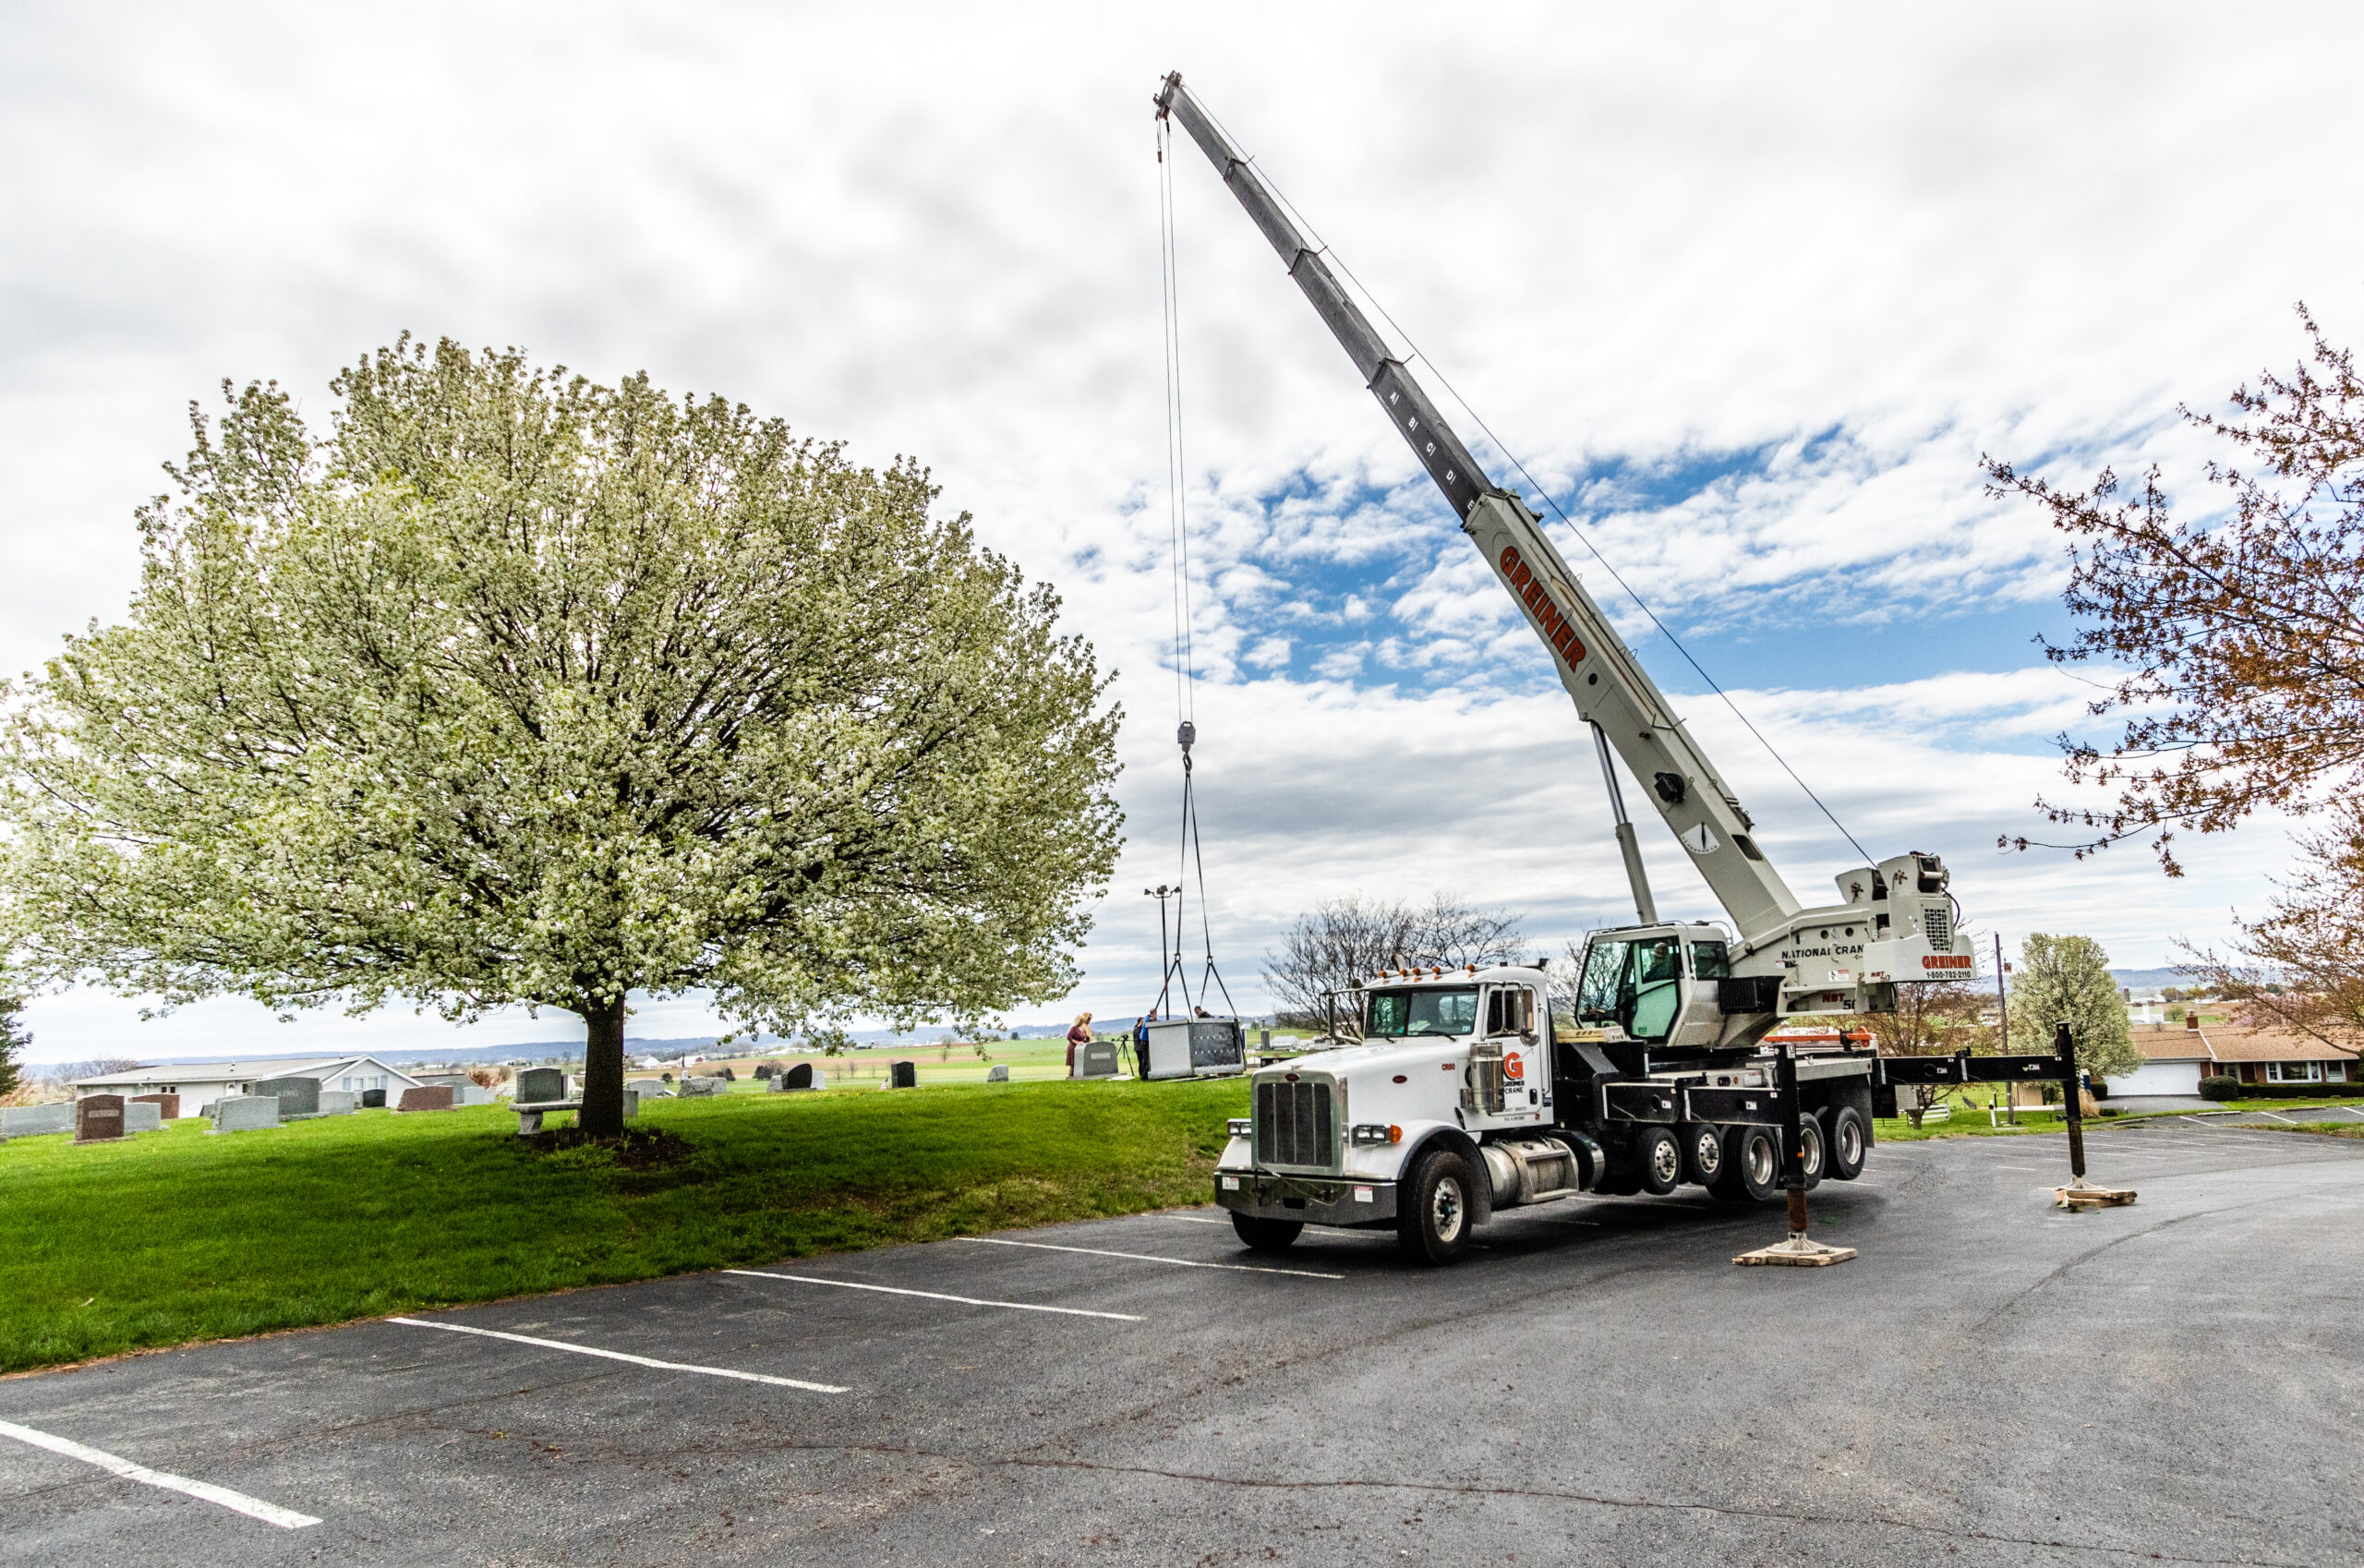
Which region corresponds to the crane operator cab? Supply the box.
[1573,922,1742,1050]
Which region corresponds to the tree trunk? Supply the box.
[579,996,628,1139]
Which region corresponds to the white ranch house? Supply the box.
[72,1056,427,1116]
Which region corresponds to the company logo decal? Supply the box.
[1502,1051,1525,1081]
[1922,954,1973,971]
[1497,545,1586,665]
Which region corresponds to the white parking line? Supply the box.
[390,1318,845,1392]
[956,1235,1344,1280]
[726,1269,1142,1321]
[0,1418,320,1530]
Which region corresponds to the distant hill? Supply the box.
[2110,967,2203,993]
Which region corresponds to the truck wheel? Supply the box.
[1721,1124,1782,1204]
[1821,1105,1868,1181]
[1796,1116,1825,1190]
[1682,1123,1724,1186]
[1634,1126,1683,1195]
[1230,1212,1304,1252]
[1397,1148,1474,1265]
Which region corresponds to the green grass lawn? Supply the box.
[0,1078,1248,1376]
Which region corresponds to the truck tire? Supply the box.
[1231,1212,1304,1252]
[1719,1124,1782,1204]
[1821,1104,1868,1181]
[1634,1125,1683,1195]
[1796,1116,1825,1190]
[1681,1123,1724,1187]
[1397,1148,1475,1265]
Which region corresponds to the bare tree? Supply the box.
[1262,894,1526,1029]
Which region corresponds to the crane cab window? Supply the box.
[1575,935,1684,1043]
[1689,941,1731,980]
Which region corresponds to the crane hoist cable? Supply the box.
[1151,113,1236,1025]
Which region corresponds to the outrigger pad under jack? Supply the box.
[2054,1177,2137,1210]
[1734,1230,1858,1267]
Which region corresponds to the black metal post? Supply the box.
[2056,1019,2087,1182]
[1778,1042,1809,1237]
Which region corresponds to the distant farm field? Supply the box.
[0,1078,1248,1375]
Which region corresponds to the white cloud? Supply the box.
[6,3,2354,1058]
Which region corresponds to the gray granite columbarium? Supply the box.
[317,1090,358,1115]
[253,1077,322,1119]
[2,1103,75,1139]
[209,1095,282,1133]
[124,1102,163,1135]
[74,1094,127,1144]
[986,1064,1010,1083]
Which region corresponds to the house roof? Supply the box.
[2130,1023,2361,1066]
[72,1055,425,1089]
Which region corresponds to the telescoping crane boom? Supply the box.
[1154,72,1974,1043]
[1155,74,2063,1266]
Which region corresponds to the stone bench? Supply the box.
[511,1088,638,1136]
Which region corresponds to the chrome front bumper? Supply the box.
[1215,1169,1399,1227]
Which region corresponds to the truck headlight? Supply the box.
[1227,1118,1252,1138]
[1350,1123,1401,1145]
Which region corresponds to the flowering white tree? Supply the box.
[0,339,1123,1135]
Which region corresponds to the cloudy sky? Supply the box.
[7,4,2360,1062]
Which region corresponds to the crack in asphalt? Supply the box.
[1963,1194,2292,1339]
[584,1435,2324,1568]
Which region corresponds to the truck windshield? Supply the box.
[1365,986,1478,1038]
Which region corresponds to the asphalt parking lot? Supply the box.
[4,1120,2359,1567]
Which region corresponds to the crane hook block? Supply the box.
[1177,720,1197,753]
[1653,771,1687,805]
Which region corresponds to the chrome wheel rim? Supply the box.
[1650,1138,1682,1186]
[1431,1175,1465,1242]
[1839,1120,1863,1166]
[1694,1131,1720,1176]
[1746,1134,1777,1186]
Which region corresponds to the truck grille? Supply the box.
[1255,1079,1335,1169]
[1923,904,1953,950]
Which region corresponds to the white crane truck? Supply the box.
[1155,74,2004,1264]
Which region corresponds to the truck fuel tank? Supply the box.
[1479,1134,1596,1207]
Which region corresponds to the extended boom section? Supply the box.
[1155,71,1971,1024]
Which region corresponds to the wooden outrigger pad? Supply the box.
[2055,1178,2137,1210]
[1734,1231,1858,1267]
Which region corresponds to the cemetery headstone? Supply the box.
[74,1094,127,1144]
[360,1088,387,1108]
[681,1077,724,1097]
[773,1062,815,1092]
[888,1060,917,1090]
[396,1085,455,1113]
[210,1095,281,1133]
[254,1077,322,1118]
[1076,1041,1119,1080]
[317,1090,358,1116]
[1,1103,74,1139]
[986,1064,1010,1083]
[130,1092,181,1120]
[622,1088,640,1121]
[514,1067,568,1105]
[124,1102,163,1135]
